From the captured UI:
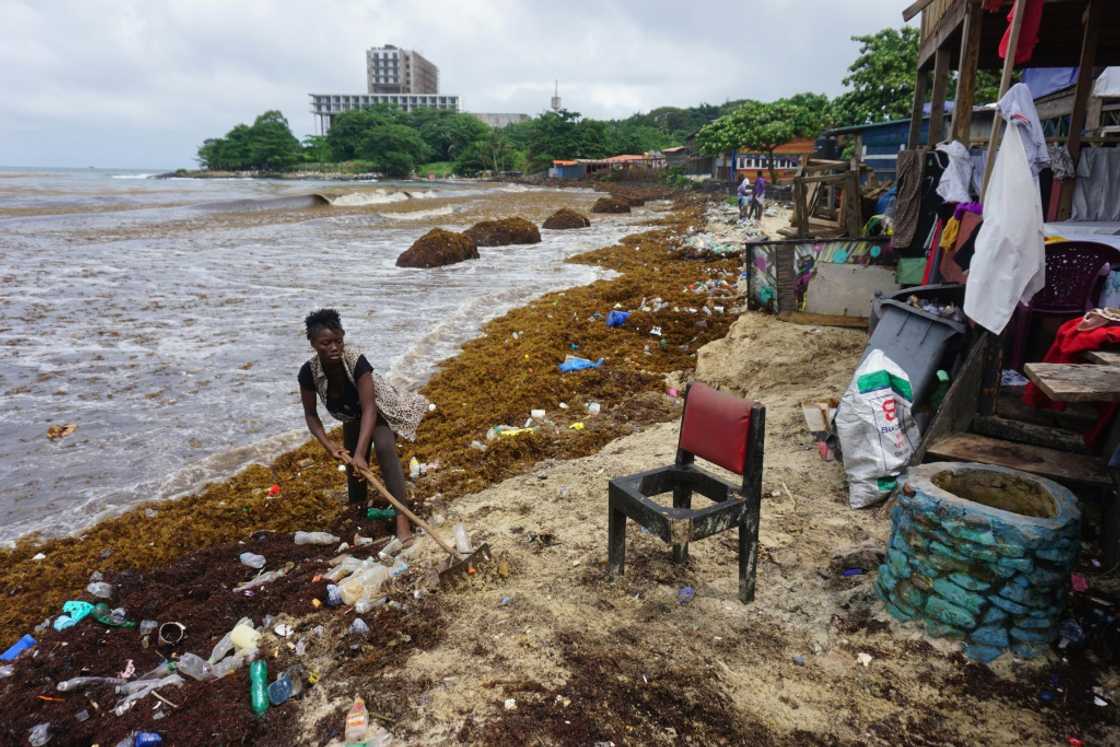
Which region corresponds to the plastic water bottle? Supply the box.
[294,531,339,545]
[249,659,269,716]
[239,552,266,569]
[211,653,246,679]
[268,673,293,706]
[409,456,421,479]
[28,723,50,747]
[176,653,213,682]
[344,696,369,743]
[134,733,163,747]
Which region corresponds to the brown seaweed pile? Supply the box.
[395,228,479,268]
[463,217,541,247]
[542,208,591,230]
[590,196,631,214]
[0,196,738,645]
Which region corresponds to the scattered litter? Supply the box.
[119,659,136,679]
[559,355,604,373]
[86,581,114,599]
[504,698,517,710]
[31,552,45,562]
[234,563,292,592]
[267,484,281,497]
[274,624,293,638]
[1071,573,1089,593]
[841,568,866,577]
[856,652,873,667]
[666,387,679,398]
[366,507,397,522]
[569,422,585,431]
[587,402,601,415]
[531,409,546,419]
[677,586,695,605]
[1001,369,1030,387]
[46,423,77,441]
[499,595,513,607]
[792,655,806,667]
[606,310,630,327]
[249,659,269,716]
[337,464,347,472]
[349,618,370,637]
[293,531,339,545]
[650,326,662,337]
[239,552,266,570]
[28,723,50,747]
[345,696,369,744]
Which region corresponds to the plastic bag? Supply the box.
[963,123,1045,334]
[835,350,921,508]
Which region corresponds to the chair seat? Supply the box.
[610,465,747,546]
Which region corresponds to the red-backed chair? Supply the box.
[607,383,765,603]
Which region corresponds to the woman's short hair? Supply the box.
[305,308,343,340]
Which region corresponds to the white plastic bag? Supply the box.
[836,350,921,509]
[963,123,1045,335]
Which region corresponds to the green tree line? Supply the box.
[197,26,996,178]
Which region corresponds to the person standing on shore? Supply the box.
[750,172,768,221]
[298,309,428,541]
[736,173,751,219]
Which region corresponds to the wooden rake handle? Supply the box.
[340,454,459,558]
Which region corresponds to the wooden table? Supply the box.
[1085,350,1120,367]
[1023,363,1120,402]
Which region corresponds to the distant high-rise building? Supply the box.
[366,45,439,95]
[551,81,562,112]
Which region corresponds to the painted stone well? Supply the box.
[876,462,1081,662]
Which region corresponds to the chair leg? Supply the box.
[739,505,761,604]
[608,502,627,578]
[671,485,692,564]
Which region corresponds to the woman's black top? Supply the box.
[298,354,373,422]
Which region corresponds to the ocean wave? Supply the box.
[379,205,455,221]
[111,173,160,180]
[324,190,412,207]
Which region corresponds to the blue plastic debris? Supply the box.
[677,586,695,605]
[558,356,604,373]
[841,568,866,577]
[606,310,630,328]
[0,634,36,662]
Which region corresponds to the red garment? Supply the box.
[1023,316,1120,447]
[998,0,1044,66]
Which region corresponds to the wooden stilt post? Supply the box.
[1058,0,1104,220]
[928,48,951,145]
[980,0,1028,200]
[950,0,983,145]
[908,68,930,149]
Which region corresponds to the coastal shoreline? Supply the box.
[0,185,739,643]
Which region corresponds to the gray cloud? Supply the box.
[0,0,910,169]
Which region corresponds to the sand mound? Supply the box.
[591,196,631,214]
[542,208,591,230]
[396,228,480,268]
[463,217,542,247]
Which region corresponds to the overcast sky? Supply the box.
[1,0,911,169]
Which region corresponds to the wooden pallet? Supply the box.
[926,432,1109,487]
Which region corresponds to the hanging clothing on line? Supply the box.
[998,83,1049,176]
[963,112,1045,335]
[892,150,925,249]
[935,141,974,204]
[998,0,1044,66]
[1071,148,1120,222]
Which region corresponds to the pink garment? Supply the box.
[998,0,1044,66]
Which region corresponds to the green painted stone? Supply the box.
[928,553,971,573]
[910,573,935,592]
[999,583,1046,608]
[933,578,987,614]
[981,606,1009,624]
[964,643,1004,663]
[1015,614,1056,630]
[878,564,898,592]
[930,541,969,563]
[1027,567,1064,588]
[993,541,1027,558]
[888,548,912,578]
[970,625,1010,648]
[997,557,1033,574]
[904,530,929,552]
[1035,546,1074,563]
[1011,641,1047,659]
[885,601,915,622]
[1010,626,1055,644]
[990,563,1018,579]
[956,542,999,563]
[943,520,997,546]
[926,594,978,629]
[989,595,1030,615]
[900,491,937,515]
[948,573,991,592]
[909,555,941,579]
[925,620,967,640]
[895,580,927,610]
[891,532,911,554]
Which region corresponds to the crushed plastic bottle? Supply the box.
[28,723,50,746]
[453,524,472,555]
[293,531,339,545]
[91,603,137,629]
[325,585,343,608]
[354,596,388,615]
[340,564,391,606]
[139,620,158,637]
[390,558,409,578]
[239,552,266,569]
[57,675,127,691]
[268,672,293,706]
[379,537,403,560]
[249,659,269,716]
[0,664,14,679]
[134,733,163,747]
[345,696,369,743]
[175,653,213,682]
[86,581,113,599]
[350,618,370,637]
[211,653,247,679]
[234,564,291,592]
[207,617,252,664]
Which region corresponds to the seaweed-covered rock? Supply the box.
[463,217,542,247]
[542,209,591,230]
[591,196,631,214]
[617,194,646,207]
[396,228,479,268]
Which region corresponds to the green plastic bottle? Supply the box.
[249,659,269,716]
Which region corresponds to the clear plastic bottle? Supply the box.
[344,696,369,743]
[208,617,253,664]
[239,552,266,569]
[294,531,339,545]
[57,675,127,691]
[340,564,390,606]
[211,652,247,679]
[378,537,403,560]
[268,673,293,706]
[28,723,50,747]
[354,595,387,615]
[175,653,213,681]
[389,558,409,578]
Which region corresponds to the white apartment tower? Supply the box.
[367,45,439,95]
